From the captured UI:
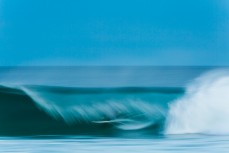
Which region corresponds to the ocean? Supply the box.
[0,66,229,152]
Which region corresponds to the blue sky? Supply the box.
[0,0,229,66]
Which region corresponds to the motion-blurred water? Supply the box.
[1,135,229,153]
[1,66,229,152]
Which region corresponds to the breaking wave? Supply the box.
[1,68,229,136]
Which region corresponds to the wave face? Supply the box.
[0,85,183,136]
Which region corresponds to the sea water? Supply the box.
[0,66,229,152]
[1,135,229,153]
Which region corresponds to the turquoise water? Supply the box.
[1,67,229,152]
[1,135,229,153]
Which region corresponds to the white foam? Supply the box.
[165,69,229,134]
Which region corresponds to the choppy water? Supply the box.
[1,135,229,153]
[0,66,229,152]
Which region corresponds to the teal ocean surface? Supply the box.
[0,66,229,152]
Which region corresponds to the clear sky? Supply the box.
[0,0,229,66]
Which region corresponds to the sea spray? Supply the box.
[166,69,229,134]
